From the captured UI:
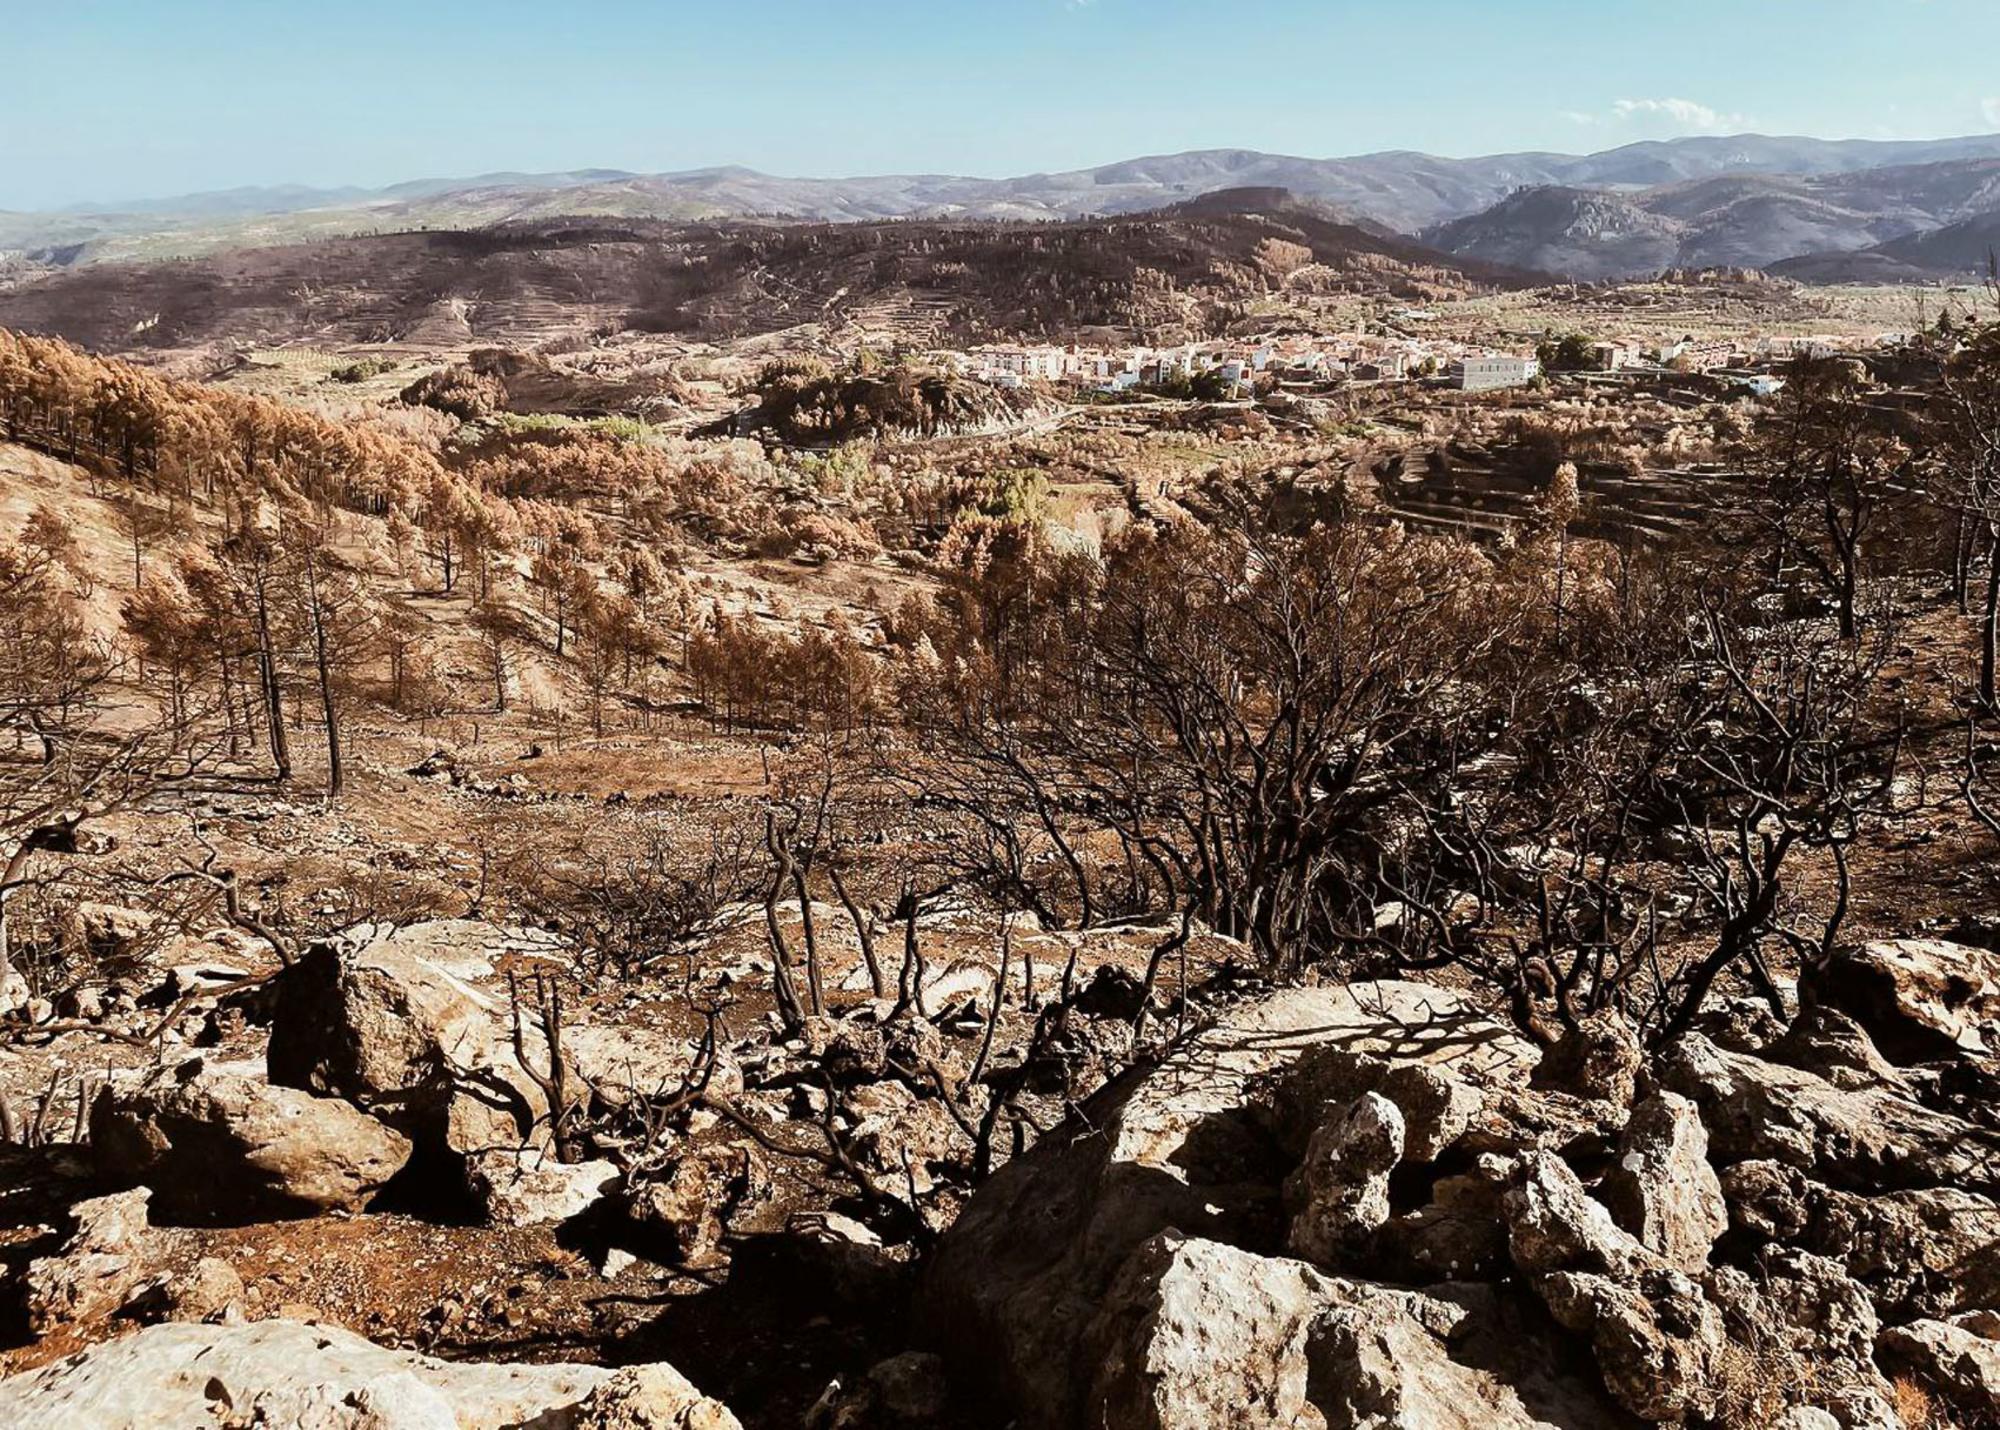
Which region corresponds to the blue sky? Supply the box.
[4,0,1999,210]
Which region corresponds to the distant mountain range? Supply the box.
[1422,157,2000,279]
[7,133,2000,280]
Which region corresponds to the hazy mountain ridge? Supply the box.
[1771,209,2000,283]
[1424,154,2000,279]
[14,133,2000,271]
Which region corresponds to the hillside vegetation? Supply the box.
[0,199,1519,358]
[6,308,2000,1428]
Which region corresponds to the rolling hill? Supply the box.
[0,193,1524,354]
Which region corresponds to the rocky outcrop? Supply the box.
[1285,1091,1403,1264]
[89,1057,412,1221]
[22,1190,167,1333]
[918,980,1537,1426]
[1084,1233,1625,1429]
[1719,1161,2000,1320]
[1501,1152,1728,1422]
[0,1319,742,1430]
[1087,1234,1325,1428]
[1705,1251,1897,1429]
[1876,1315,2000,1421]
[266,920,708,1170]
[1803,937,2000,1062]
[624,1142,773,1266]
[265,921,557,1157]
[1659,1032,2000,1195]
[1599,1093,1728,1273]
[920,970,2000,1429]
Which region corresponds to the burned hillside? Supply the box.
[1,300,2000,1430]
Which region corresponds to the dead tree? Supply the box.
[509,970,579,1163]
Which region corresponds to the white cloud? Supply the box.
[1608,98,1746,135]
[1983,96,2000,129]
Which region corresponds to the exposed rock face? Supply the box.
[1765,1005,1917,1094]
[1504,1152,1656,1281]
[1719,1161,2000,1320]
[918,981,1537,1426]
[1085,1235,1325,1429]
[1533,1010,1643,1105]
[1084,1233,1624,1430]
[89,1057,412,1221]
[570,1363,746,1429]
[1286,1091,1404,1265]
[22,1189,165,1333]
[1705,1251,1896,1429]
[266,921,550,1156]
[1599,1093,1728,1272]
[1659,1032,2000,1195]
[0,1319,741,1430]
[1876,1315,2000,1420]
[1804,937,2000,1061]
[464,1149,620,1227]
[1532,1268,1724,1423]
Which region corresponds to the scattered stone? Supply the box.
[73,901,158,958]
[806,1352,950,1430]
[0,967,30,1018]
[625,1142,771,1265]
[90,1057,412,1221]
[782,1210,905,1309]
[1376,1156,1513,1282]
[1765,1004,1916,1094]
[1072,964,1147,1020]
[1086,1235,1325,1429]
[1705,1250,1894,1429]
[54,986,104,1022]
[126,1256,246,1325]
[569,1363,743,1429]
[465,1149,620,1227]
[146,961,251,1007]
[22,1189,165,1333]
[1377,1062,1483,1162]
[863,1352,950,1425]
[268,920,702,1163]
[821,1020,888,1083]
